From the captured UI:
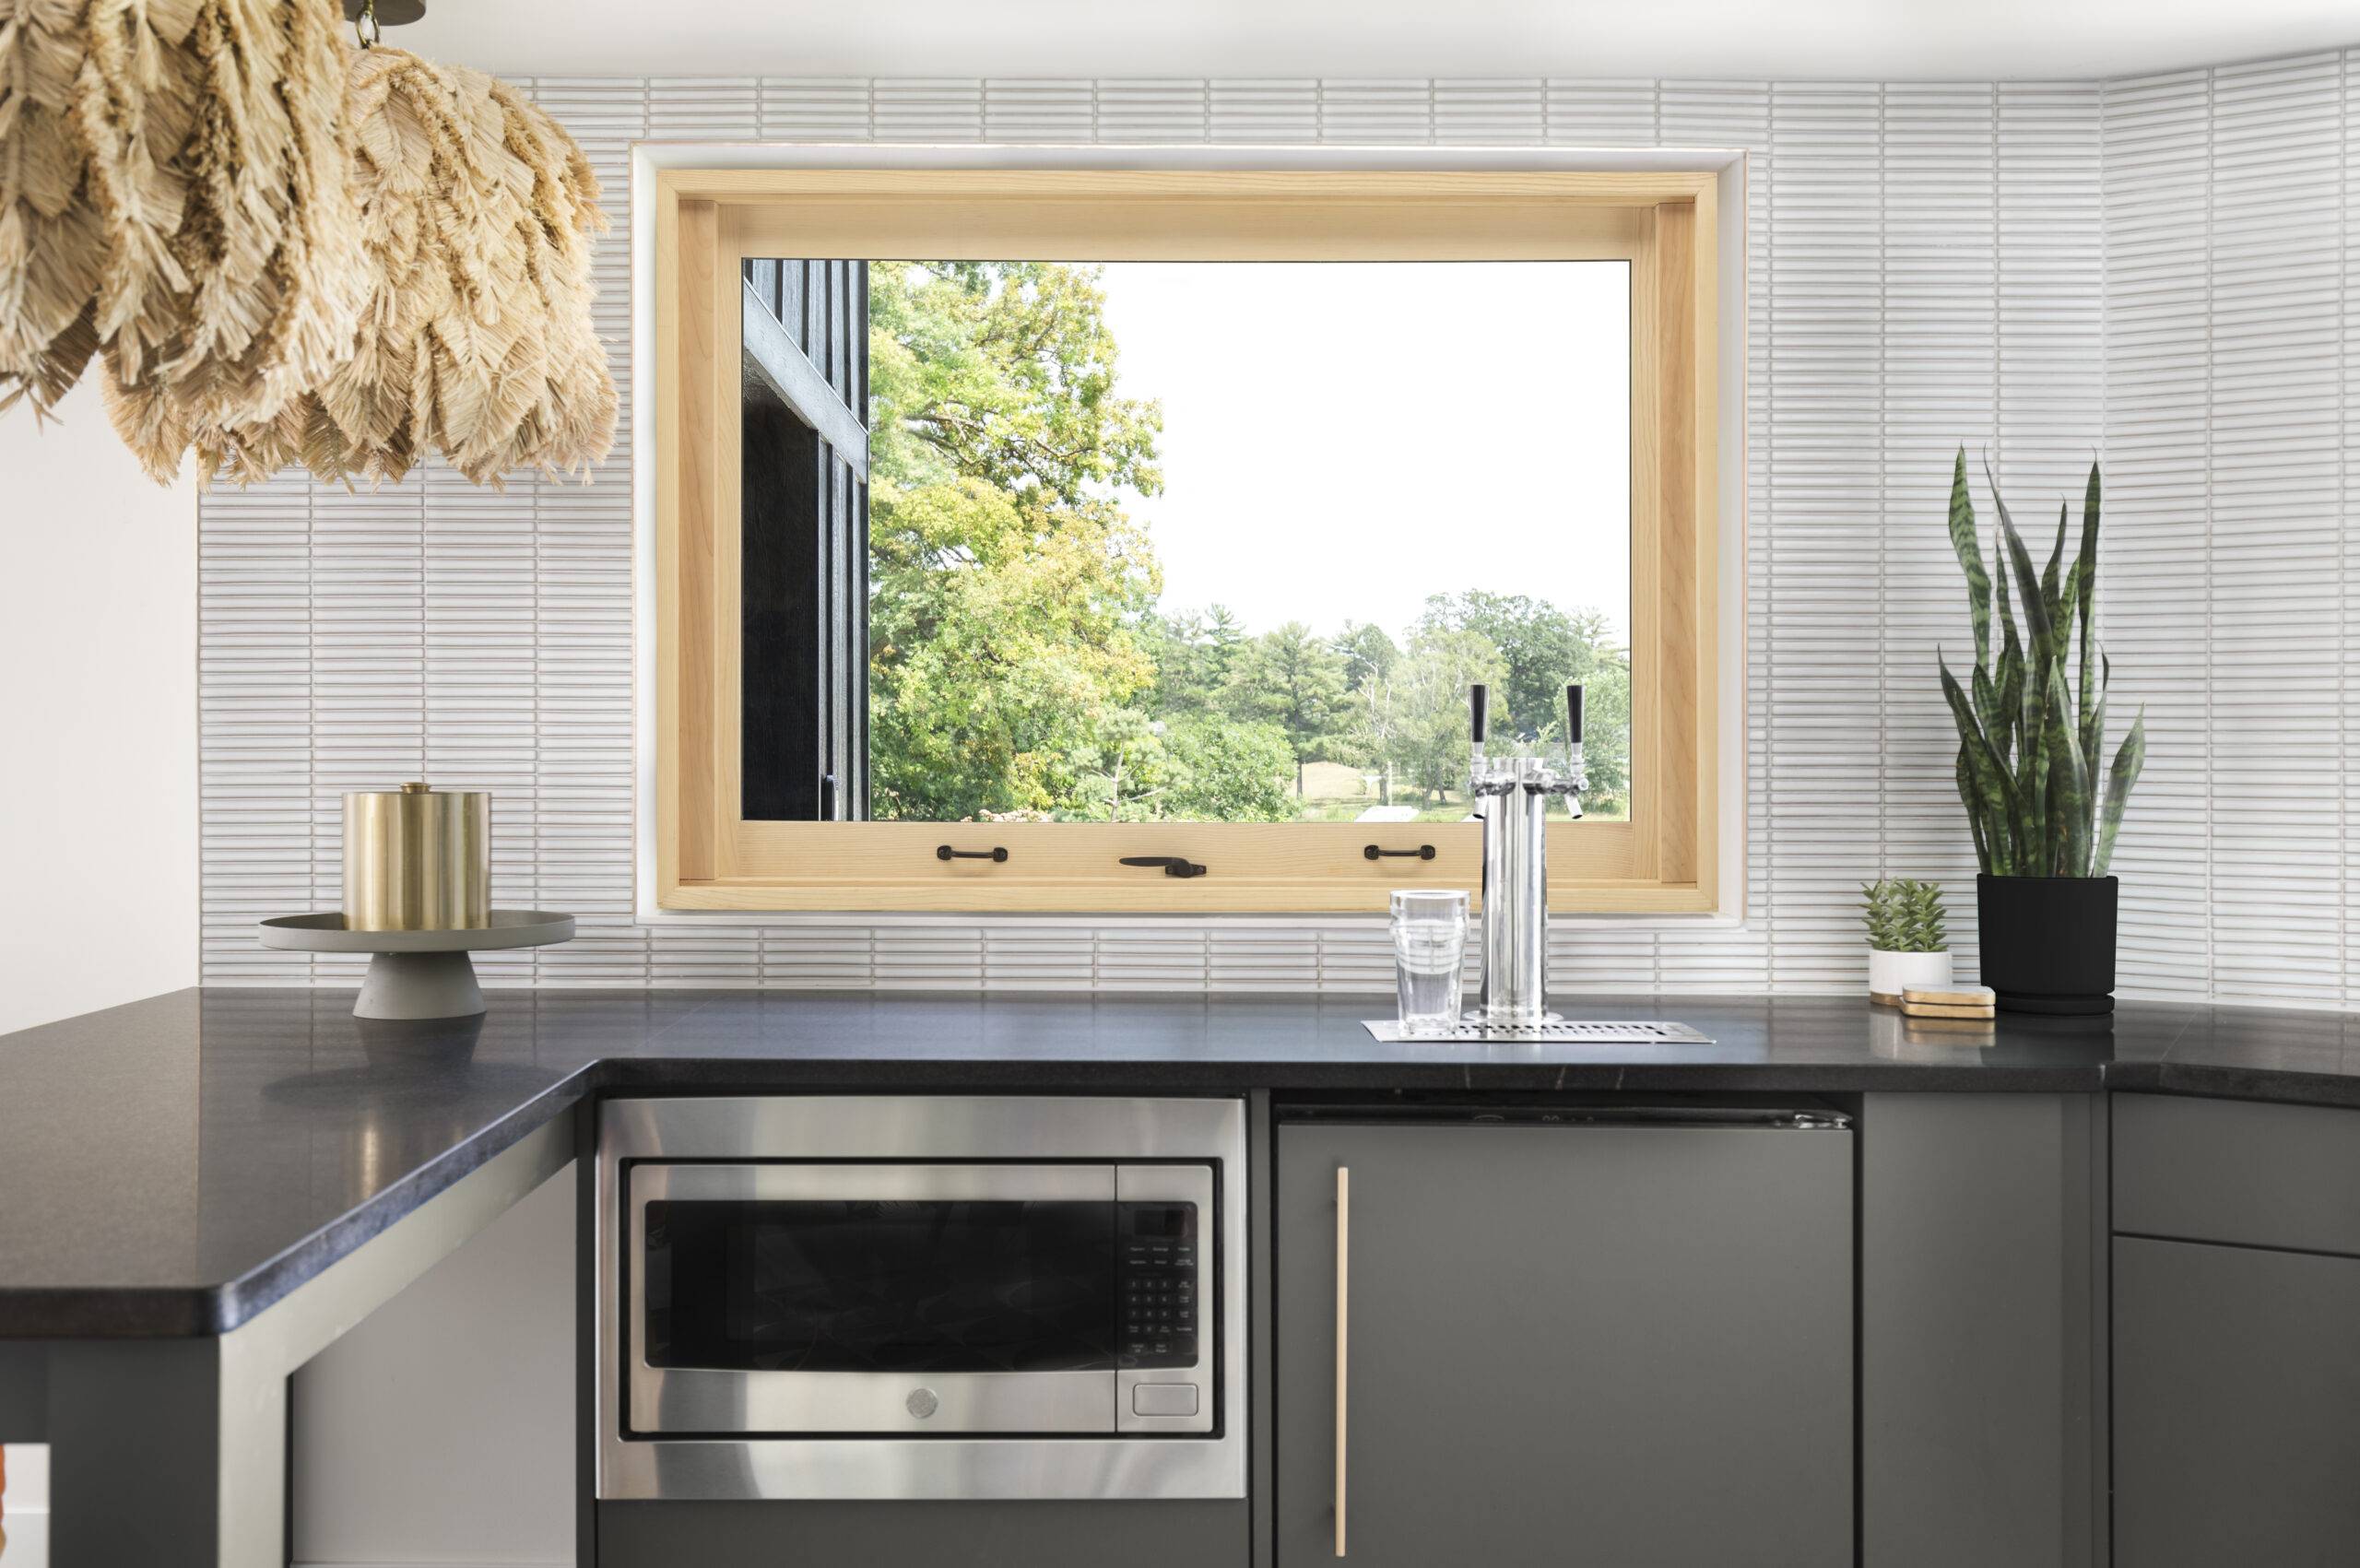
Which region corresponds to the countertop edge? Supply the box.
[198,1070,596,1339]
[2103,1059,2360,1114]
[17,1008,2360,1338]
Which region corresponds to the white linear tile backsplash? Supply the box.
[198,60,2360,1004]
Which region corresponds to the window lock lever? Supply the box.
[1119,855,1208,878]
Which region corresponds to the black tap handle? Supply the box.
[1566,683,1585,744]
[1469,684,1490,744]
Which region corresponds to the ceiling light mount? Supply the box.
[344,0,425,48]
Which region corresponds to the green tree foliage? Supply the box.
[869,261,1162,504]
[1065,707,1164,821]
[1226,621,1350,795]
[1068,712,1294,822]
[1334,620,1398,691]
[867,262,1166,819]
[1330,667,1406,808]
[1143,605,1246,718]
[1378,627,1512,806]
[1413,591,1632,808]
[1162,718,1295,821]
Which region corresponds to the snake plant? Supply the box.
[1939,450,2145,878]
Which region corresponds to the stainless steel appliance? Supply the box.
[597,1095,1247,1501]
[1469,681,1587,1023]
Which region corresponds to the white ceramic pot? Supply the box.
[1868,947,1953,1005]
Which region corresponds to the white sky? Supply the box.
[1092,260,1632,644]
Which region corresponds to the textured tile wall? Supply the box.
[2100,53,2357,1007]
[195,64,2352,1002]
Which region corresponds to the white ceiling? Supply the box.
[395,0,2357,85]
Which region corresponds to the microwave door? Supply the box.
[629,1162,1122,1436]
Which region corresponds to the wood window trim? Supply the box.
[654,166,1719,914]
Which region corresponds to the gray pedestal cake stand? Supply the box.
[259,912,574,1020]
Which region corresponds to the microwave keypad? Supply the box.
[1118,1202,1199,1368]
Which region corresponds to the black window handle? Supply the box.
[1119,855,1208,878]
[1364,843,1438,861]
[937,845,1009,863]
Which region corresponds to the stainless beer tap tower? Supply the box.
[1468,682,1587,1025]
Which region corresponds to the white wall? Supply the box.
[0,373,198,1035]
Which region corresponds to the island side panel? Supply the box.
[1860,1091,2103,1568]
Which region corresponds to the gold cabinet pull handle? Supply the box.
[1335,1163,1350,1557]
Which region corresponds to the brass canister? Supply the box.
[343,783,490,931]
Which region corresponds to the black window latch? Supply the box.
[1119,855,1208,878]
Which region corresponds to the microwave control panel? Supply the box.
[1117,1201,1198,1368]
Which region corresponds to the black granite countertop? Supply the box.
[5,985,2360,1339]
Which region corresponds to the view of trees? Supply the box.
[865,260,1631,824]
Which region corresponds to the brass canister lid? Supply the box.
[343,782,491,933]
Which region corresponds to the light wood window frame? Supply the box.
[654,167,1718,914]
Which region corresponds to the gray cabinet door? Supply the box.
[2114,1235,2360,1566]
[1274,1120,1853,1567]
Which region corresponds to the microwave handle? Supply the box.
[1334,1163,1350,1557]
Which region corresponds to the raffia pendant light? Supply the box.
[0,0,360,438]
[0,0,122,413]
[187,44,616,488]
[3,2,612,487]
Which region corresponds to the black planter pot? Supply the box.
[1976,874,2118,1015]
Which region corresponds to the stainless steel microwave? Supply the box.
[597,1095,1247,1502]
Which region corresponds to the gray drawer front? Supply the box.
[596,1500,1249,1567]
[2114,1093,2360,1257]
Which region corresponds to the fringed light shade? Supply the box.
[185,45,616,487]
[0,0,171,413]
[0,0,616,488]
[0,0,361,438]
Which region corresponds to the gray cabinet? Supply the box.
[1859,1093,2105,1568]
[1274,1114,1852,1566]
[2114,1237,2360,1566]
[2112,1094,2360,1567]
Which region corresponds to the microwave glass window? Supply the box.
[644,1198,1121,1373]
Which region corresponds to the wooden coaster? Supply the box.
[1901,984,1995,1008]
[1904,1018,1997,1042]
[1902,999,1997,1021]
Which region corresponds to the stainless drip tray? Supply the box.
[1363,1019,1715,1044]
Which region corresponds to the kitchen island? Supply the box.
[6,987,2360,1564]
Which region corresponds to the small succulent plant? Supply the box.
[1863,878,1948,954]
